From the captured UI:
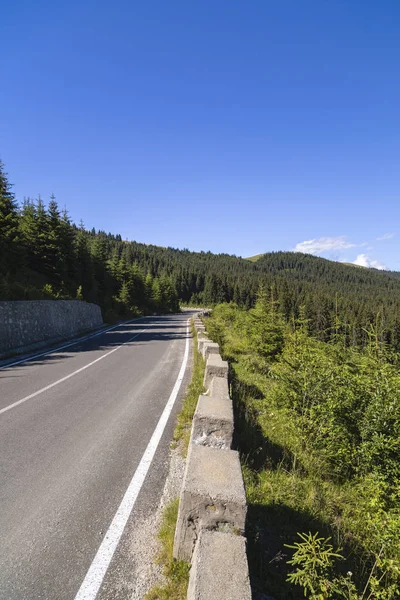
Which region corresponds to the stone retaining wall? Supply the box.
[174,314,252,599]
[0,300,103,356]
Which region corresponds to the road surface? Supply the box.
[0,312,193,599]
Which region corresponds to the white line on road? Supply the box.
[73,319,190,600]
[0,316,146,370]
[0,328,147,416]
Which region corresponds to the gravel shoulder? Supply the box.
[127,445,186,599]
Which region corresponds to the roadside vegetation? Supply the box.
[206,294,400,599]
[146,319,205,599]
[145,499,190,600]
[173,320,205,454]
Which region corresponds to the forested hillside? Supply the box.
[1,159,400,345]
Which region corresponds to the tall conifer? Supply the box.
[0,160,21,276]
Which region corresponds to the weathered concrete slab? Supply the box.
[197,338,206,354]
[210,375,230,401]
[201,341,220,361]
[195,324,206,333]
[187,530,252,600]
[173,445,246,561]
[203,353,228,389]
[191,394,233,449]
[197,333,210,354]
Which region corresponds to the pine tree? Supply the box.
[0,160,21,276]
[47,195,63,285]
[19,197,37,265]
[128,263,145,310]
[75,228,94,300]
[249,285,286,363]
[144,273,154,311]
[34,196,51,277]
[108,246,122,281]
[152,278,162,312]
[59,207,77,288]
[117,281,131,314]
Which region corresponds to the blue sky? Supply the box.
[1,1,399,269]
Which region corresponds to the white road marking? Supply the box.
[0,329,147,416]
[74,320,190,600]
[0,316,146,370]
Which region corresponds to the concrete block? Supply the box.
[203,353,228,389]
[197,338,207,354]
[195,324,206,333]
[187,530,252,600]
[191,394,233,449]
[197,333,210,354]
[173,445,246,561]
[210,375,230,401]
[201,341,220,361]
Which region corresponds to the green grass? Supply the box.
[341,262,368,269]
[245,253,265,262]
[145,320,206,599]
[207,304,400,599]
[145,499,190,600]
[173,320,205,454]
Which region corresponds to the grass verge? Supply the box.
[173,320,205,454]
[145,319,206,600]
[144,499,190,600]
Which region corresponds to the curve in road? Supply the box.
[0,312,193,600]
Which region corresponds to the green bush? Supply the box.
[206,298,400,599]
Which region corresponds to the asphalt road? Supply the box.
[0,312,193,600]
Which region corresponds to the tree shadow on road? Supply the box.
[0,316,191,377]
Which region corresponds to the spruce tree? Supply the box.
[0,160,21,276]
[250,284,286,363]
[75,228,93,300]
[59,207,77,288]
[47,195,63,285]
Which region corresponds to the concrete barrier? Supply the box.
[172,316,252,598]
[197,332,210,354]
[191,394,233,449]
[201,341,220,361]
[173,444,246,561]
[187,530,252,600]
[203,353,229,388]
[210,375,230,401]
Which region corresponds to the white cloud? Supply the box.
[294,236,389,270]
[377,233,394,241]
[294,236,357,255]
[353,254,387,270]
